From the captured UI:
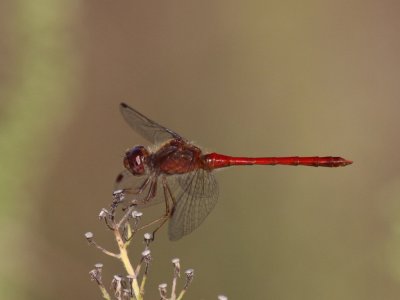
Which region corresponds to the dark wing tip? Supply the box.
[115,172,124,184]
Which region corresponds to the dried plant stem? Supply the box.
[140,274,147,296]
[99,285,111,300]
[176,289,187,300]
[114,228,142,300]
[117,206,135,228]
[91,241,119,258]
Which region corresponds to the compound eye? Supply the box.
[124,146,149,175]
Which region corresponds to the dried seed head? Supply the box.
[218,295,228,300]
[144,232,153,246]
[126,274,135,281]
[141,249,152,274]
[89,263,103,284]
[131,210,143,229]
[172,258,181,277]
[84,232,94,243]
[142,249,151,256]
[141,249,152,263]
[112,190,125,202]
[132,210,143,218]
[172,257,180,264]
[184,268,194,288]
[185,268,194,278]
[89,269,97,281]
[98,208,108,219]
[111,275,123,296]
[158,283,168,298]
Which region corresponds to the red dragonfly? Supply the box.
[115,102,352,240]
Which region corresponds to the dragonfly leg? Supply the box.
[116,177,157,239]
[149,178,176,240]
[135,215,169,237]
[132,177,167,239]
[120,176,151,198]
[162,177,171,215]
[118,176,152,213]
[165,180,176,206]
[136,178,175,240]
[149,216,169,241]
[126,177,156,216]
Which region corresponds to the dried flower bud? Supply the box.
[111,275,123,297]
[185,268,194,278]
[126,274,135,281]
[144,232,153,246]
[141,249,152,275]
[184,268,194,288]
[172,257,180,264]
[89,263,103,284]
[132,210,143,218]
[89,269,97,281]
[112,190,125,202]
[158,283,168,298]
[141,249,152,262]
[84,232,94,243]
[172,258,181,277]
[131,211,143,229]
[98,208,108,219]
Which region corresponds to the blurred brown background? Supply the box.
[1,0,399,299]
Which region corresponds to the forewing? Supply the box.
[120,102,184,144]
[168,169,219,240]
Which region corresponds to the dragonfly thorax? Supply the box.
[124,145,150,176]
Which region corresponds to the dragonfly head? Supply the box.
[123,146,150,176]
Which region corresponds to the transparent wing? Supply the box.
[120,102,185,144]
[168,169,219,240]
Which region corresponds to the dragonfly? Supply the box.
[115,102,352,240]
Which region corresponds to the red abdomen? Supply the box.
[203,153,352,169]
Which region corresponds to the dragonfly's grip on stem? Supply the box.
[204,153,353,169]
